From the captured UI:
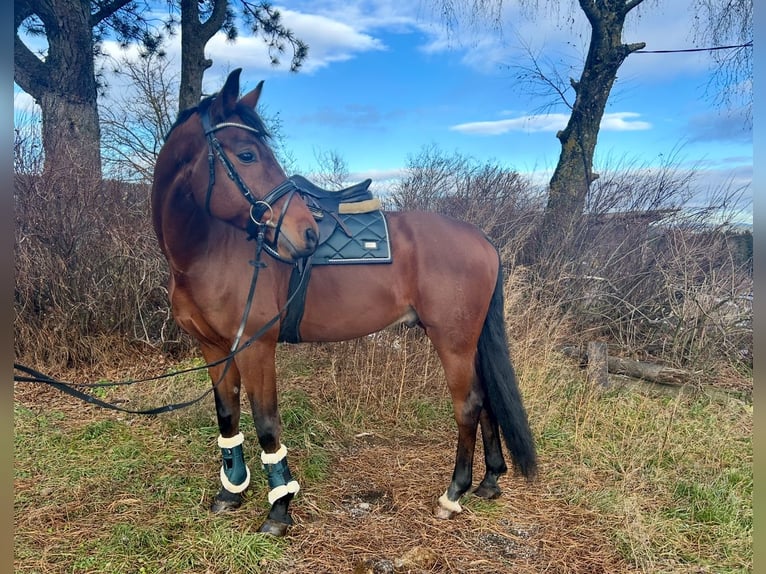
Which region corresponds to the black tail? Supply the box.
[476,262,538,479]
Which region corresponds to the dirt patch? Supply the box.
[268,434,636,574]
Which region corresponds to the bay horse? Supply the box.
[151,68,536,536]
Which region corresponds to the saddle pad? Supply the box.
[312,210,392,265]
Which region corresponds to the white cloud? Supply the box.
[451,111,651,135]
[204,9,385,77]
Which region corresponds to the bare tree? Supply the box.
[101,53,179,181]
[426,0,752,257]
[692,0,753,127]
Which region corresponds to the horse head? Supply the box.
[155,68,319,262]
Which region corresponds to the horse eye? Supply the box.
[237,150,257,163]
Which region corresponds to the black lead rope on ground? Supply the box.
[14,232,314,416]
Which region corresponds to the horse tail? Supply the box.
[476,261,538,480]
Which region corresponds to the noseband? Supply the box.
[201,108,301,263]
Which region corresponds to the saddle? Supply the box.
[290,174,373,204]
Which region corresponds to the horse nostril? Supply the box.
[305,227,318,250]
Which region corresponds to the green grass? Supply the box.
[525,370,752,573]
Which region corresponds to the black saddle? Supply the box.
[290,174,373,205]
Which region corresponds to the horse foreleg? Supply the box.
[197,343,250,513]
[474,406,508,499]
[239,342,299,536]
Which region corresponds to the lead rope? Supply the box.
[13,231,313,416]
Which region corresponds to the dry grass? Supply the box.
[13,260,751,574]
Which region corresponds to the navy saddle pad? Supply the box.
[290,175,392,265]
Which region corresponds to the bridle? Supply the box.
[201,107,303,264]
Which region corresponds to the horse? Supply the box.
[151,68,537,536]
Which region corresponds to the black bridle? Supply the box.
[13,107,316,414]
[201,108,303,264]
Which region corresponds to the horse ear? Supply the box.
[210,68,242,121]
[239,80,264,110]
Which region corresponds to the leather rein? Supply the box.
[13,108,314,414]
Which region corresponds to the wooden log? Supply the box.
[606,356,689,386]
[558,345,693,386]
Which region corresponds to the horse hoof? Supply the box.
[434,505,458,520]
[259,518,290,536]
[473,482,502,500]
[211,490,243,513]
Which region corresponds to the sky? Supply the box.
[13,0,753,223]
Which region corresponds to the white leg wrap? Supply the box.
[260,443,288,465]
[218,432,245,448]
[438,490,463,514]
[220,464,251,493]
[267,481,301,505]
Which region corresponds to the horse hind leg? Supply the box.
[474,406,508,499]
[431,348,483,520]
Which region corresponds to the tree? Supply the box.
[101,52,179,181]
[428,0,752,255]
[175,0,308,112]
[692,0,753,127]
[541,0,646,242]
[14,0,159,177]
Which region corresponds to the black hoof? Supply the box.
[259,518,291,536]
[473,480,502,500]
[211,488,243,513]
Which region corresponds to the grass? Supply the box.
[526,370,752,573]
[14,335,752,573]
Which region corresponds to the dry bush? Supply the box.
[385,147,751,382]
[543,157,751,376]
[13,139,188,370]
[389,145,541,260]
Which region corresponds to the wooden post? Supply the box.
[587,341,609,388]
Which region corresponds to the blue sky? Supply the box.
[14,0,753,222]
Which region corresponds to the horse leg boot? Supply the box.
[474,406,508,500]
[211,388,251,512]
[259,443,300,536]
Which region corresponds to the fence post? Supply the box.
[587,341,609,388]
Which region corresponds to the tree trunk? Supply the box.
[178,0,229,113]
[537,0,646,248]
[14,0,102,178]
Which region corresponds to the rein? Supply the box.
[14,114,317,413]
[13,231,313,414]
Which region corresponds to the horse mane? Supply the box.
[164,93,272,142]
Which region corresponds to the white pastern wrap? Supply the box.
[267,481,300,505]
[438,490,463,514]
[220,464,251,493]
[262,444,300,505]
[260,443,288,465]
[217,432,245,449]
